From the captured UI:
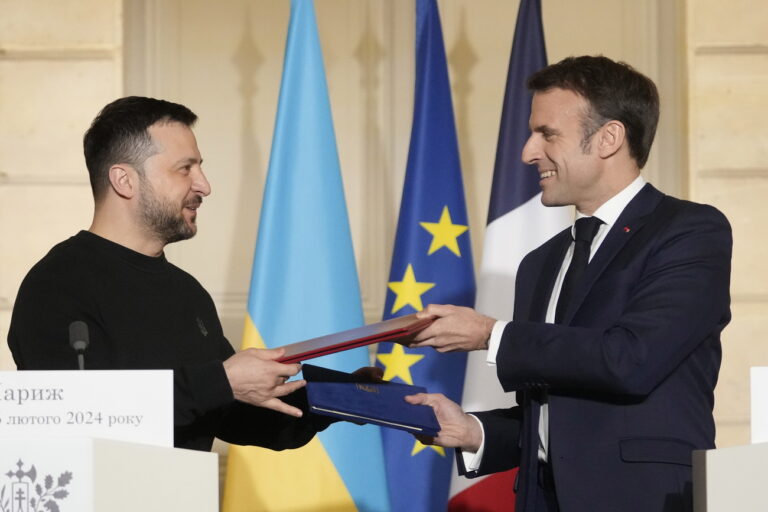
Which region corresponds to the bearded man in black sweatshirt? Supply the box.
[8,96,334,451]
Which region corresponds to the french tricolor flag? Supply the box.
[448,0,571,509]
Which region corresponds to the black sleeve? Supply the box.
[457,406,523,478]
[8,267,238,429]
[213,389,333,449]
[9,258,327,451]
[8,270,87,371]
[203,337,331,449]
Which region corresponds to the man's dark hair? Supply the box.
[83,96,198,200]
[527,55,659,168]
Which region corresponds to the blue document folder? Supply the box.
[304,365,440,436]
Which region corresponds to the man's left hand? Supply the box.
[405,392,483,451]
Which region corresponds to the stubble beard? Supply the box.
[138,178,197,245]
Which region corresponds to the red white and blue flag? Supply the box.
[448,0,571,509]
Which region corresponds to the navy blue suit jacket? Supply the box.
[460,184,732,512]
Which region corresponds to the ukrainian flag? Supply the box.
[375,0,476,510]
[222,1,389,510]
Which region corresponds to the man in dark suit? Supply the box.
[406,56,731,511]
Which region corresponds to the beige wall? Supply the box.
[0,0,123,369]
[686,0,768,447]
[0,0,762,455]
[117,0,684,342]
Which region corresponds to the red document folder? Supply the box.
[276,313,433,363]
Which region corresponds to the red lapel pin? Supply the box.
[623,226,631,233]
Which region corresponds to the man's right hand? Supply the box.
[223,348,306,417]
[410,304,496,352]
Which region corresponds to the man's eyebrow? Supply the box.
[531,124,559,135]
[174,157,203,167]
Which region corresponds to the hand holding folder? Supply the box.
[276,314,434,363]
[303,364,440,436]
[403,391,483,451]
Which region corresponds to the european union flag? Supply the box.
[375,1,475,510]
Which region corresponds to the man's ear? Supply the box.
[597,120,626,159]
[107,164,138,199]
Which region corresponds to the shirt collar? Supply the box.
[575,174,646,229]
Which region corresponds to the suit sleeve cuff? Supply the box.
[174,360,234,426]
[486,320,509,365]
[460,414,486,472]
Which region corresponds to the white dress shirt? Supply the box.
[462,175,646,471]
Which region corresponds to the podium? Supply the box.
[693,442,768,511]
[0,370,217,511]
[0,437,217,511]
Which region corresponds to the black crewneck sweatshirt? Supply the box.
[8,231,323,450]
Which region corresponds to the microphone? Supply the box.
[69,321,90,370]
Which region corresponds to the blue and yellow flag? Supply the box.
[375,0,476,510]
[222,1,389,510]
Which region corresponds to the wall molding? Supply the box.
[732,293,768,303]
[209,293,247,317]
[714,417,750,426]
[699,168,768,179]
[695,44,768,56]
[123,0,181,97]
[0,45,117,60]
[0,172,90,186]
[209,292,248,303]
[211,294,385,327]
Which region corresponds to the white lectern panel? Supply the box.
[693,442,768,512]
[751,366,768,443]
[0,438,217,512]
[0,370,172,446]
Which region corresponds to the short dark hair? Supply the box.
[83,96,198,199]
[527,55,659,168]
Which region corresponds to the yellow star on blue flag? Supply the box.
[376,344,424,385]
[420,205,469,256]
[375,1,476,509]
[411,440,446,457]
[387,264,435,314]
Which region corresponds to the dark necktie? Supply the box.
[555,216,603,324]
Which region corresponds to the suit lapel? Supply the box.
[560,184,665,324]
[528,230,572,322]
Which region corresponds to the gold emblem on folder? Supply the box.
[355,383,380,394]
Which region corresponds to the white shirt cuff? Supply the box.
[460,414,486,472]
[486,320,509,365]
